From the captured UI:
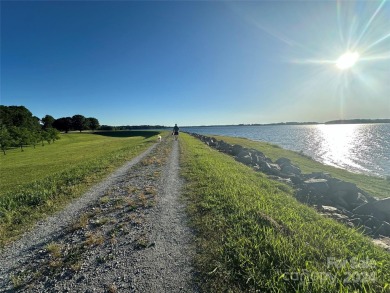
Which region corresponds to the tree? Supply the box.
[9,126,31,151]
[86,117,100,131]
[30,130,40,148]
[40,130,50,146]
[41,115,55,129]
[0,105,41,129]
[0,126,13,155]
[47,128,60,143]
[72,115,87,132]
[100,125,114,131]
[53,117,72,133]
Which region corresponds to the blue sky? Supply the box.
[1,1,389,126]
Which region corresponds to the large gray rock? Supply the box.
[236,154,253,165]
[218,140,231,153]
[328,178,358,195]
[257,160,280,175]
[252,150,267,162]
[275,157,301,176]
[231,144,243,156]
[376,221,390,237]
[353,197,390,222]
[304,178,329,195]
[326,178,362,210]
[275,157,291,166]
[304,172,332,181]
[281,164,301,176]
[269,163,282,176]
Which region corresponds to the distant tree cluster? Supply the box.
[325,119,390,124]
[53,115,100,133]
[0,106,60,154]
[99,125,166,131]
[0,105,100,154]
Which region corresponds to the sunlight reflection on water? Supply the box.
[183,124,390,177]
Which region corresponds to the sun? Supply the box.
[336,51,360,70]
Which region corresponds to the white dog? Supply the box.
[158,135,162,142]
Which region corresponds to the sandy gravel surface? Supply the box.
[0,137,196,292]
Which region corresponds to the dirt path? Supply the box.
[129,139,195,292]
[0,137,196,292]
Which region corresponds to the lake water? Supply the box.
[182,124,390,178]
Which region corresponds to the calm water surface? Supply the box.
[182,124,390,177]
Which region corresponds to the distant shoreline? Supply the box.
[183,119,390,128]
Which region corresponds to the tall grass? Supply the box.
[180,133,390,292]
[0,131,159,247]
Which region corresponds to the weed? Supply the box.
[125,198,136,209]
[141,155,163,166]
[46,242,62,259]
[126,185,138,196]
[144,186,157,195]
[138,193,148,207]
[49,259,63,269]
[70,261,82,272]
[71,213,89,231]
[135,235,149,249]
[110,235,118,245]
[10,273,24,289]
[107,284,118,293]
[93,217,110,227]
[100,196,110,204]
[85,232,105,246]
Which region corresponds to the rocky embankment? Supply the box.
[190,133,390,240]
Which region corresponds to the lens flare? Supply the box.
[336,51,359,70]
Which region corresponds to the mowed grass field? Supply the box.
[0,131,157,194]
[180,133,390,292]
[0,131,160,246]
[213,135,390,199]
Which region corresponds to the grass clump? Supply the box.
[180,133,390,292]
[46,242,62,259]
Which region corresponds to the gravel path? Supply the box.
[0,137,196,292]
[129,139,195,292]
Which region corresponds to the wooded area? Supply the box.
[0,105,100,154]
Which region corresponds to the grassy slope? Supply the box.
[0,131,160,246]
[0,131,157,194]
[212,135,390,199]
[180,133,390,292]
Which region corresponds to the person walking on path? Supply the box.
[172,124,179,141]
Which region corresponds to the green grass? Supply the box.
[0,131,160,246]
[180,133,390,292]
[213,135,390,199]
[0,131,158,194]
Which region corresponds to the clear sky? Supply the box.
[1,0,389,126]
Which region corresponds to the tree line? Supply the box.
[100,125,166,131]
[0,105,100,154]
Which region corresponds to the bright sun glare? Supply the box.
[335,51,360,70]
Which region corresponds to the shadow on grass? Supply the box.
[92,130,160,138]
